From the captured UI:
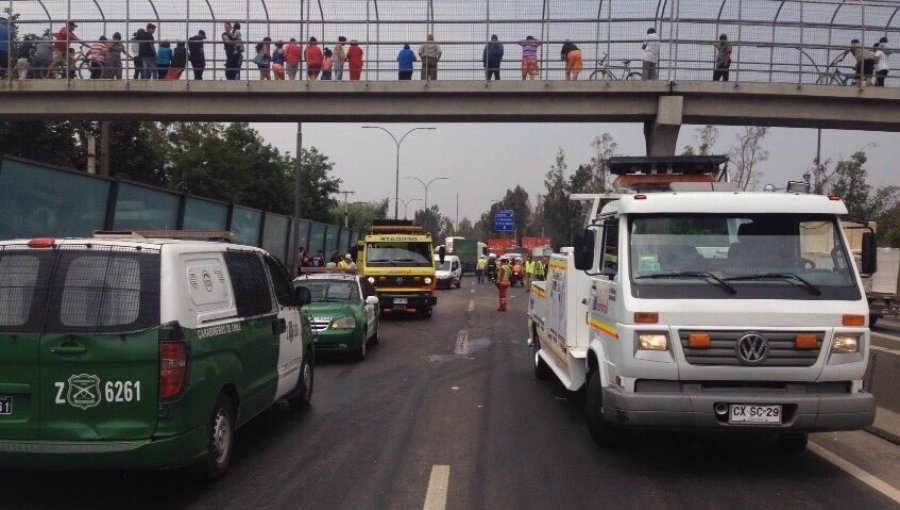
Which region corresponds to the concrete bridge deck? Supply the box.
[2,80,899,154]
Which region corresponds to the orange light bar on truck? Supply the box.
[688,333,711,349]
[794,334,819,350]
[842,314,865,327]
[27,238,55,248]
[634,312,659,324]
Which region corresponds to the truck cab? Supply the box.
[357,220,438,318]
[528,156,877,451]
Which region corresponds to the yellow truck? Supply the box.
[357,220,440,318]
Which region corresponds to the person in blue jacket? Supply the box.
[483,34,504,81]
[397,44,416,80]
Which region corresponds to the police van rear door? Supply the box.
[38,243,162,441]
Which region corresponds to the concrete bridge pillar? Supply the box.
[644,95,683,156]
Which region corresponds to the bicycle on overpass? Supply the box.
[588,53,643,81]
[815,55,856,86]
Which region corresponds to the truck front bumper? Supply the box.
[378,293,437,310]
[602,386,876,432]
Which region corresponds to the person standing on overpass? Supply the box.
[483,34,504,81]
[0,17,9,80]
[712,33,732,81]
[419,34,442,81]
[398,44,416,80]
[188,30,206,80]
[519,35,542,80]
[561,40,583,80]
[347,40,364,80]
[497,258,511,312]
[641,27,660,80]
[838,38,875,87]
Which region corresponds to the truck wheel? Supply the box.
[199,394,235,479]
[420,305,433,319]
[288,350,314,408]
[869,315,879,327]
[779,432,808,453]
[585,369,622,448]
[533,334,550,380]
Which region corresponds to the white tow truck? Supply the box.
[528,156,877,451]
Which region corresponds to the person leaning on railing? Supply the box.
[712,33,732,82]
[837,38,875,87]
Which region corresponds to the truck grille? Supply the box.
[679,330,823,367]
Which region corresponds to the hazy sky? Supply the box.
[253,122,899,225]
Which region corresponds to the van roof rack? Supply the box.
[608,155,729,176]
[93,229,237,242]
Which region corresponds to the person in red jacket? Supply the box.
[347,40,363,80]
[304,36,322,80]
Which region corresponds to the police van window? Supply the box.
[49,249,161,333]
[225,251,273,317]
[263,256,294,307]
[602,220,620,276]
[0,254,41,328]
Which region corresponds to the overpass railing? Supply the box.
[2,0,899,87]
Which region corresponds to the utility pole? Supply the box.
[291,123,303,276]
[337,190,356,228]
[100,122,110,177]
[455,193,459,232]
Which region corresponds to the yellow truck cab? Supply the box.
[357,220,439,318]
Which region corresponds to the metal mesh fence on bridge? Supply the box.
[3,0,900,86]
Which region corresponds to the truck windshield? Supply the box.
[628,214,860,300]
[366,242,434,267]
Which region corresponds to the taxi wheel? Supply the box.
[586,369,623,448]
[200,394,235,479]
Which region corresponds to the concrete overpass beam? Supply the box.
[644,95,683,156]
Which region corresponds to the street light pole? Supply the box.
[337,189,356,228]
[392,197,423,219]
[362,126,436,220]
[406,176,449,236]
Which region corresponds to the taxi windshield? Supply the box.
[296,280,358,302]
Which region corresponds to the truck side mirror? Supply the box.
[573,229,596,271]
[861,232,878,276]
[438,245,446,264]
[293,286,312,308]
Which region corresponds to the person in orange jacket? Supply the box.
[347,40,364,80]
[497,258,511,312]
[304,36,323,80]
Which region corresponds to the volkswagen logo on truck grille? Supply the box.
[736,332,769,365]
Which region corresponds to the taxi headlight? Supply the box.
[832,335,860,353]
[330,316,356,329]
[367,277,375,284]
[424,277,433,285]
[637,333,668,351]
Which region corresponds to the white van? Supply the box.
[435,255,462,289]
[0,233,314,477]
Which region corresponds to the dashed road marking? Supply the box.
[454,329,469,354]
[467,299,474,312]
[871,344,900,356]
[423,465,450,510]
[809,443,900,505]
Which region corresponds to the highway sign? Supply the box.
[494,210,516,232]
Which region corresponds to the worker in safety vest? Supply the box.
[524,256,535,290]
[338,253,356,270]
[535,258,546,281]
[476,257,488,284]
[497,258,511,312]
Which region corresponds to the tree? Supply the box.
[541,148,576,248]
[587,133,618,193]
[681,125,720,156]
[0,121,86,169]
[414,204,444,240]
[728,127,769,191]
[328,199,389,230]
[455,217,476,239]
[498,185,531,242]
[828,151,898,223]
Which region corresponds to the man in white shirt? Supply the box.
[874,42,890,87]
[642,27,661,80]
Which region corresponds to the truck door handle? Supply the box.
[273,319,287,335]
[50,345,87,355]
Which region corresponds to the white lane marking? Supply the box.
[872,331,900,344]
[454,329,469,354]
[809,443,900,505]
[467,299,474,312]
[423,465,450,510]
[871,344,900,356]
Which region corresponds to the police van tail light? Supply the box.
[159,322,188,401]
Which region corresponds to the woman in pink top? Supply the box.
[305,36,323,80]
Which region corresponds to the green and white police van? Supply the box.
[0,233,314,476]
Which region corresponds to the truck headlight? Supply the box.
[367,277,375,284]
[832,335,860,353]
[330,316,356,329]
[637,333,668,351]
[424,277,433,285]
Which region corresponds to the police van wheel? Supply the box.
[778,432,808,453]
[200,394,235,479]
[586,369,622,448]
[289,351,315,408]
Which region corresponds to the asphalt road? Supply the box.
[2,279,899,510]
